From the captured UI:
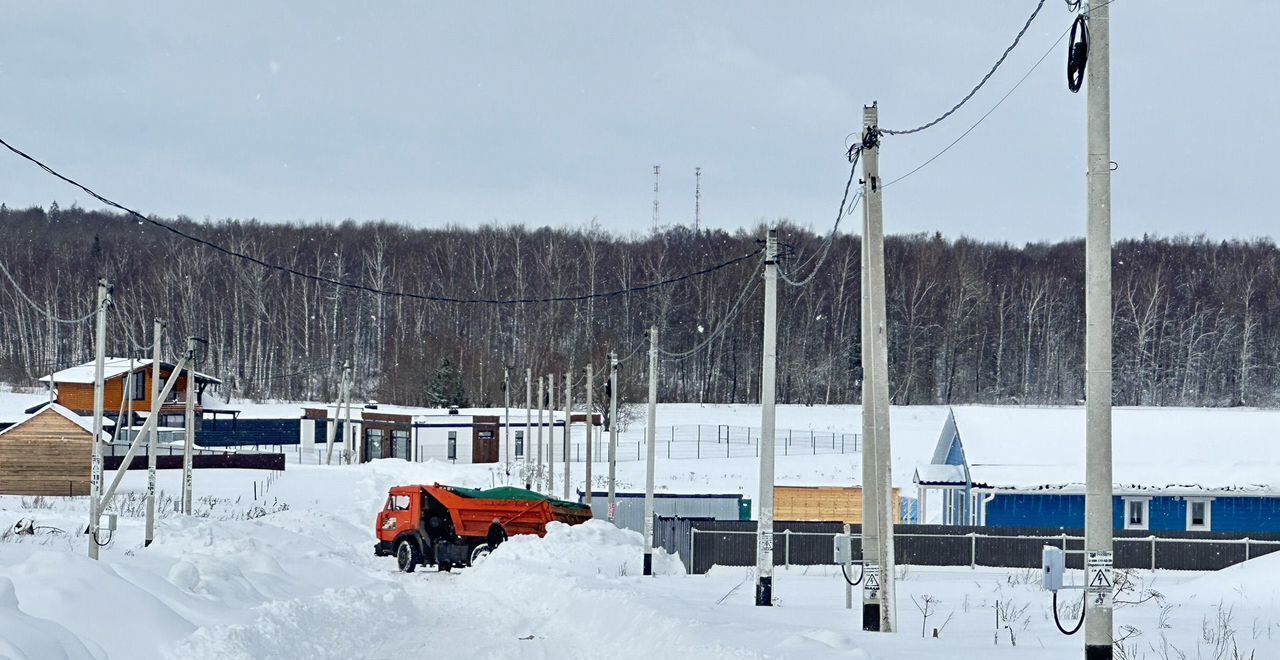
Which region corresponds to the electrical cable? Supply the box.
[1066,13,1090,93]
[778,148,863,288]
[657,260,763,360]
[1052,590,1086,635]
[881,0,1047,136]
[841,562,864,586]
[0,259,100,324]
[881,0,1119,188]
[110,307,153,354]
[0,135,763,307]
[882,17,1071,189]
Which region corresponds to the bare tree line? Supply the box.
[0,204,1276,408]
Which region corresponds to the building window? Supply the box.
[447,431,457,461]
[1186,498,1212,532]
[131,373,146,401]
[1123,498,1150,531]
[367,429,384,461]
[515,430,524,458]
[392,429,410,461]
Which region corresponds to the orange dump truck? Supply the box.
[374,484,593,572]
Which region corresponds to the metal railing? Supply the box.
[540,424,861,464]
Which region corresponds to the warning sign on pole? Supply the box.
[1085,550,1114,610]
[863,562,881,600]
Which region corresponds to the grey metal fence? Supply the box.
[657,519,1280,574]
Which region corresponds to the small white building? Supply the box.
[300,402,602,465]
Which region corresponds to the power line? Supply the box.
[0,259,100,324]
[657,260,763,360]
[0,136,762,306]
[881,0,1047,136]
[883,15,1072,189]
[779,147,864,287]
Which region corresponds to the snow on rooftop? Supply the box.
[0,402,111,441]
[948,405,1280,493]
[39,358,222,385]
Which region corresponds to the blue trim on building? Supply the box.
[982,492,1280,534]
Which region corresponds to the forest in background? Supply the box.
[0,204,1277,409]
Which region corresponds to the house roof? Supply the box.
[913,464,968,486]
[0,403,111,441]
[39,358,222,386]
[929,406,1280,494]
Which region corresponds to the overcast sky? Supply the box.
[1,1,1276,243]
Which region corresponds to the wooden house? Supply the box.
[38,358,222,425]
[0,403,107,496]
[774,485,903,525]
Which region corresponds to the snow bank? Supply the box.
[0,576,100,660]
[474,519,684,579]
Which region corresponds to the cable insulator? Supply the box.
[1067,14,1089,93]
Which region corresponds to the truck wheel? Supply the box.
[396,538,422,573]
[470,543,493,565]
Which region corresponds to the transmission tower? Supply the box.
[694,166,701,232]
[652,165,661,233]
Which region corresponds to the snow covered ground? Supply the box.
[1,454,1277,659]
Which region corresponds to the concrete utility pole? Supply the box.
[341,362,355,463]
[547,373,556,495]
[755,230,779,606]
[860,103,896,632]
[326,361,349,465]
[563,371,572,501]
[524,367,533,489]
[584,364,594,504]
[1084,4,1115,658]
[608,351,619,522]
[86,279,110,560]
[182,336,197,515]
[536,376,545,492]
[145,318,162,547]
[504,367,511,481]
[643,326,658,575]
[45,303,54,405]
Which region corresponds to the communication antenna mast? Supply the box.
[694,166,701,232]
[652,165,661,233]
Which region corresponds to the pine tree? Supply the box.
[427,357,469,408]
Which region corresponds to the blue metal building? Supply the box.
[914,406,1280,534]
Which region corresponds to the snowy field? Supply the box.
[1,453,1276,659]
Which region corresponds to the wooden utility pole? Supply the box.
[145,318,162,547]
[643,326,658,575]
[584,364,594,504]
[182,336,197,515]
[86,279,110,560]
[326,361,349,465]
[860,103,896,632]
[607,351,619,522]
[755,230,778,606]
[1084,3,1115,658]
